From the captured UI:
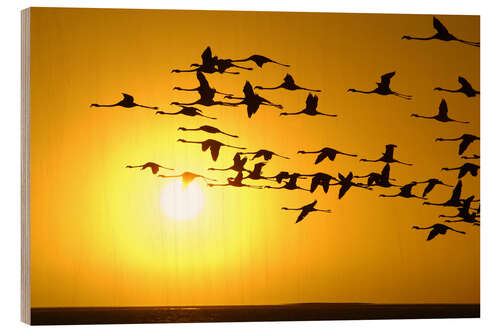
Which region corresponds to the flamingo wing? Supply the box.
[243,81,255,98]
[427,228,440,241]
[296,209,309,223]
[458,76,474,90]
[250,55,272,67]
[381,163,391,181]
[315,151,329,164]
[305,93,317,109]
[121,93,134,103]
[458,138,472,155]
[438,99,448,117]
[450,180,463,202]
[380,72,396,86]
[246,103,259,118]
[201,47,213,64]
[338,183,351,199]
[433,17,450,35]
[196,71,210,90]
[422,183,435,198]
[283,74,295,85]
[209,145,222,161]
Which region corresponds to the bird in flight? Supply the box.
[265,173,308,191]
[125,162,173,175]
[208,171,262,189]
[360,144,412,166]
[280,94,337,117]
[411,99,469,123]
[415,178,453,198]
[230,54,290,68]
[434,77,480,97]
[255,74,321,92]
[379,182,424,199]
[435,134,479,155]
[282,200,331,224]
[158,171,216,189]
[412,223,466,241]
[347,72,412,100]
[439,195,479,221]
[208,153,248,173]
[243,162,271,181]
[442,163,480,178]
[156,106,216,119]
[173,71,232,96]
[177,139,246,162]
[297,147,357,164]
[239,149,289,161]
[331,172,371,199]
[354,163,398,188]
[171,47,239,74]
[423,180,464,207]
[90,93,158,110]
[224,81,283,118]
[300,172,339,194]
[178,125,238,138]
[402,17,480,47]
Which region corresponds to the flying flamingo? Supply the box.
[415,178,453,198]
[411,99,469,123]
[423,180,463,207]
[300,172,339,194]
[156,106,216,119]
[216,58,253,74]
[379,182,424,199]
[412,223,466,241]
[268,171,305,184]
[171,47,239,74]
[208,171,262,189]
[90,93,158,110]
[178,125,238,138]
[354,163,398,188]
[125,162,173,175]
[442,163,480,178]
[297,147,357,164]
[402,16,480,47]
[347,72,412,100]
[173,71,233,97]
[208,153,248,173]
[439,195,477,220]
[280,94,337,117]
[177,139,246,162]
[230,54,289,68]
[265,173,308,191]
[243,162,271,181]
[360,144,412,166]
[239,149,289,161]
[224,81,283,118]
[331,172,372,199]
[282,200,331,224]
[434,77,480,97]
[158,171,216,189]
[255,74,321,92]
[435,134,479,155]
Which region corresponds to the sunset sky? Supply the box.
[30,8,479,307]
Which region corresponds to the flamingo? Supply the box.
[125,162,173,175]
[216,58,253,74]
[423,180,463,207]
[354,163,398,188]
[412,223,466,241]
[300,172,339,194]
[347,72,412,100]
[435,134,479,155]
[379,182,424,199]
[297,147,356,164]
[208,153,248,173]
[208,171,262,189]
[360,144,412,166]
[268,171,305,184]
[239,149,289,161]
[255,74,321,92]
[280,94,337,117]
[156,106,216,119]
[243,162,271,181]
[434,77,480,97]
[177,139,246,161]
[415,178,453,198]
[411,99,469,123]
[171,47,239,74]
[173,71,233,97]
[158,171,216,189]
[230,54,290,68]
[90,93,158,110]
[282,200,331,224]
[402,16,480,47]
[331,172,372,199]
[439,195,477,220]
[178,125,238,138]
[442,163,479,178]
[265,173,308,191]
[224,81,283,118]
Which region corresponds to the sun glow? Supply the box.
[160,179,204,220]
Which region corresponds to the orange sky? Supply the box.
[30,8,479,307]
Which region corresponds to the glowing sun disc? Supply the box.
[160,179,204,220]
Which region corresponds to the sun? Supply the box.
[160,179,204,220]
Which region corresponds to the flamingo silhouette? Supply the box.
[297,147,356,164]
[156,106,216,119]
[255,74,321,92]
[90,93,158,110]
[158,171,216,189]
[300,172,339,193]
[208,153,248,172]
[265,173,308,191]
[402,16,480,47]
[125,162,173,175]
[439,195,477,220]
[268,171,305,184]
[280,94,337,117]
[442,163,480,178]
[231,54,289,68]
[208,171,262,189]
[360,144,412,166]
[379,182,424,199]
[331,172,372,199]
[415,178,453,198]
[243,162,271,181]
[412,223,466,241]
[171,47,239,74]
[411,99,469,123]
[216,58,253,74]
[178,125,238,138]
[282,200,331,224]
[435,77,480,97]
[354,163,398,188]
[436,134,479,155]
[240,149,289,161]
[462,154,480,160]
[347,72,412,100]
[177,138,246,161]
[224,81,283,118]
[173,71,233,97]
[423,180,463,207]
